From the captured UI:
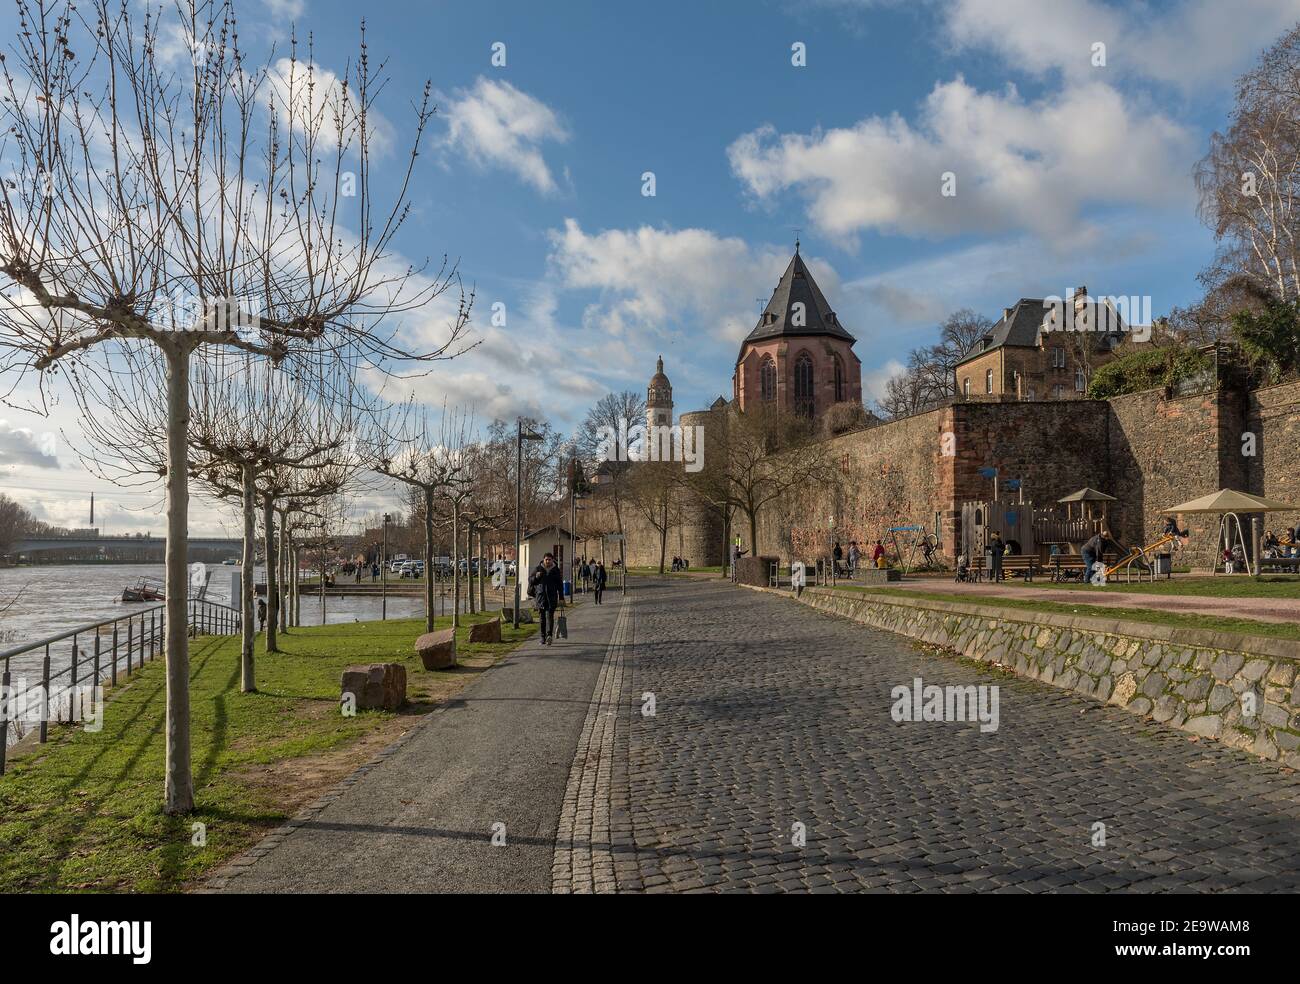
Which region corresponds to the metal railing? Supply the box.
[0,597,242,774]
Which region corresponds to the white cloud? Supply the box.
[862,359,906,405]
[943,0,1300,90]
[729,76,1193,244]
[547,218,835,344]
[441,77,570,195]
[265,57,394,156]
[263,0,306,19]
[0,420,60,469]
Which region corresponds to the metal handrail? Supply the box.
[0,596,244,772]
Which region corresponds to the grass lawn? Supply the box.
[1018,576,1300,599]
[0,612,534,893]
[832,585,1300,642]
[628,565,724,575]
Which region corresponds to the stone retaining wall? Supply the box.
[777,586,1300,768]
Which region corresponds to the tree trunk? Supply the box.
[658,496,668,575]
[452,501,461,628]
[263,494,279,653]
[721,510,731,579]
[749,509,759,558]
[162,342,194,814]
[477,530,486,612]
[278,518,288,633]
[467,520,476,614]
[240,461,256,694]
[423,487,434,632]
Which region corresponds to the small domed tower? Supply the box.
[647,355,673,430]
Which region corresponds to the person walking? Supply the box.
[847,540,860,574]
[529,552,564,644]
[871,539,885,569]
[593,560,608,605]
[256,597,267,632]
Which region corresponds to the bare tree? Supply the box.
[0,1,472,812]
[877,309,993,418]
[368,402,473,632]
[1195,25,1300,304]
[0,492,37,555]
[686,404,832,554]
[625,460,682,575]
[573,390,645,543]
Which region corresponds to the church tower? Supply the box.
[731,242,862,417]
[647,355,673,430]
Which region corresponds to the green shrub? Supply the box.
[1231,299,1300,384]
[1086,346,1211,399]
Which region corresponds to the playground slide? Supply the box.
[1105,534,1175,576]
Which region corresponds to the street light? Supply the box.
[571,489,587,595]
[514,420,544,629]
[382,513,391,621]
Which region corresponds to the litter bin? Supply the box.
[563,580,572,598]
[1154,554,1172,577]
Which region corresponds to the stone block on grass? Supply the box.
[416,628,457,670]
[341,663,406,712]
[468,619,503,644]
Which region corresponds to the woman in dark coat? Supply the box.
[529,553,564,644]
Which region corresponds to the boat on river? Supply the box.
[121,577,165,602]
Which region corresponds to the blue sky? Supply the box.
[3,0,1298,533]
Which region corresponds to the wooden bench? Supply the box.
[960,555,1038,582]
[1258,556,1300,571]
[997,555,1039,581]
[1050,552,1124,582]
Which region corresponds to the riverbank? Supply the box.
[0,612,535,892]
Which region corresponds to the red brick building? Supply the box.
[732,245,862,417]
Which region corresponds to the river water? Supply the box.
[0,563,431,646]
[0,564,433,743]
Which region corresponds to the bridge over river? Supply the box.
[11,534,244,563]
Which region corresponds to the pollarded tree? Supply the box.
[0,0,470,813]
[77,343,380,689]
[368,400,473,632]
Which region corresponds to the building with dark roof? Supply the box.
[732,244,862,417]
[954,288,1131,401]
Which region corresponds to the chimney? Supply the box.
[1002,307,1013,321]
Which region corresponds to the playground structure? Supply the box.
[1105,533,1176,582]
[1163,489,1300,577]
[887,525,942,574]
[960,486,1171,582]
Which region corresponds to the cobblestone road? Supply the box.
[559,578,1300,893]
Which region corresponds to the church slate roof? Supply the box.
[737,248,855,364]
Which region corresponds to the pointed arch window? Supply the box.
[794,351,815,417]
[760,355,777,401]
[832,354,846,403]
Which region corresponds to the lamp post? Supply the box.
[571,491,587,595]
[382,513,391,621]
[514,420,544,628]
